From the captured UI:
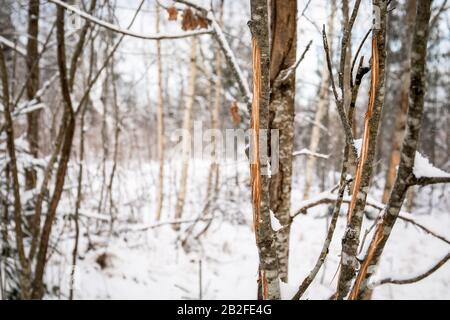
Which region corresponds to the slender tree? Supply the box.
[268,0,298,283]
[173,37,198,229]
[249,0,281,300]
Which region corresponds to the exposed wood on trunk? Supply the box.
[349,0,433,300]
[250,0,281,300]
[268,0,297,283]
[336,0,387,300]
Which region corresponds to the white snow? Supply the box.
[413,152,450,178]
[270,210,283,232]
[37,158,450,300]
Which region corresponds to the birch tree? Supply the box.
[349,0,438,299]
[173,37,198,230]
[268,0,297,283]
[249,0,281,300]
[336,0,388,299]
[156,3,165,221]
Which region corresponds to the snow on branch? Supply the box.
[411,152,450,186]
[293,148,329,159]
[48,0,213,40]
[0,36,27,56]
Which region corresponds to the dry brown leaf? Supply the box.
[196,14,209,29]
[230,101,241,125]
[166,6,178,21]
[181,8,198,31]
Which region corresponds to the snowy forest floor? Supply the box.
[44,159,450,300]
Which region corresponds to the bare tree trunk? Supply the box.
[32,6,76,298]
[155,3,165,221]
[336,0,387,299]
[381,0,417,204]
[205,0,224,206]
[350,0,433,300]
[303,0,335,200]
[267,0,297,284]
[250,0,281,300]
[173,37,198,230]
[25,0,40,190]
[0,45,32,300]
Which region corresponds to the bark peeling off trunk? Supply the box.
[268,0,297,283]
[336,0,387,300]
[350,0,433,300]
[250,0,280,300]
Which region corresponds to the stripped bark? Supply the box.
[268,0,297,283]
[336,0,387,300]
[173,37,198,230]
[249,0,281,300]
[349,0,433,300]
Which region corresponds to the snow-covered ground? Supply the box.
[44,159,450,300]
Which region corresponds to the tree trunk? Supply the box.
[336,0,387,299]
[155,3,165,221]
[350,0,433,300]
[32,6,76,298]
[173,37,198,230]
[25,0,40,190]
[267,0,298,284]
[250,0,281,300]
[0,43,32,300]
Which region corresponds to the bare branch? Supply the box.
[374,252,450,286]
[48,0,213,40]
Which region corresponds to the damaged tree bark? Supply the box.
[336,0,387,300]
[349,0,434,300]
[249,0,280,300]
[268,0,297,283]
